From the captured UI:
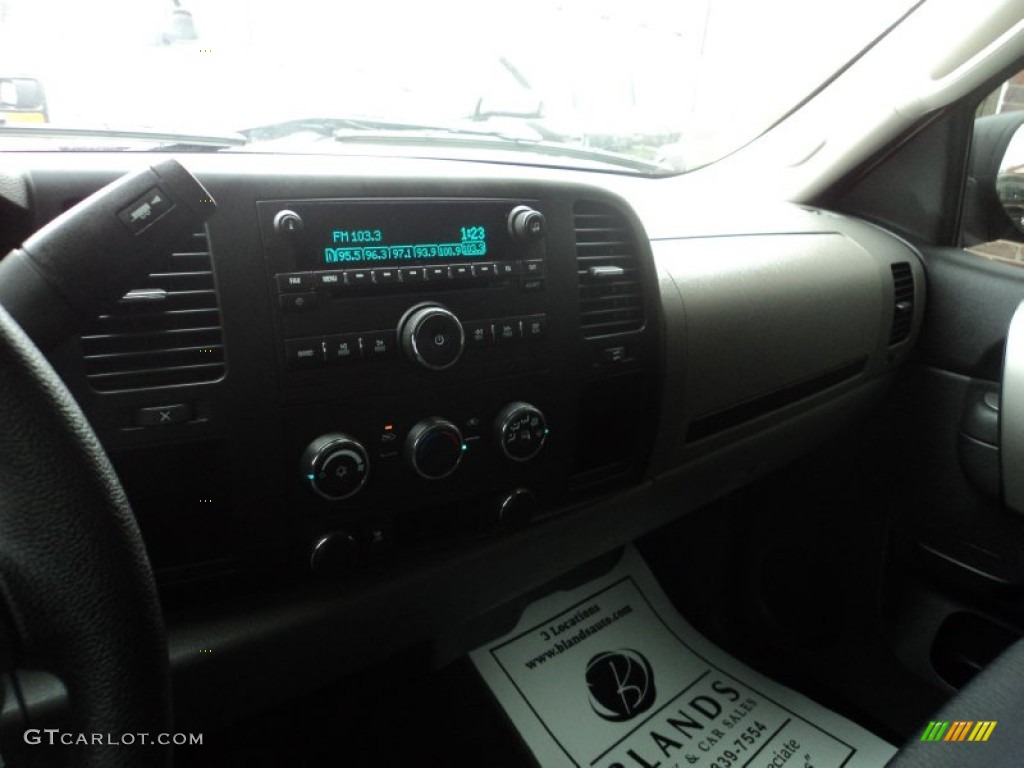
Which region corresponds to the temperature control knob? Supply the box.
[495,402,548,462]
[407,418,465,479]
[301,433,370,501]
[399,304,465,370]
[508,205,546,241]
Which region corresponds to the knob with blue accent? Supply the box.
[495,402,547,462]
[406,418,465,480]
[301,433,370,501]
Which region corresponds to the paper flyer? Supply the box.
[471,546,896,768]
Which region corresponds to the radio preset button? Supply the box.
[451,264,472,281]
[346,269,372,288]
[427,266,450,281]
[373,268,400,285]
[400,267,427,283]
[472,262,496,280]
[277,272,313,292]
[495,262,519,278]
[280,292,317,311]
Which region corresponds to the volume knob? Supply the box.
[399,304,465,370]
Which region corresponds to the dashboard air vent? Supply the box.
[574,200,644,338]
[81,230,225,392]
[889,261,914,345]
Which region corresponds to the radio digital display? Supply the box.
[314,202,510,267]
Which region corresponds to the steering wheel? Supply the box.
[0,301,170,767]
[0,160,215,767]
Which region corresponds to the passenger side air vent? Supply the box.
[889,261,914,345]
[81,230,226,392]
[574,200,644,338]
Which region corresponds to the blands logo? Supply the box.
[920,721,997,742]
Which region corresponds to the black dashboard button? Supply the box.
[134,403,193,426]
[464,320,494,347]
[279,292,317,311]
[520,277,545,292]
[316,270,346,290]
[472,262,496,279]
[451,264,472,281]
[522,314,546,340]
[522,259,545,276]
[373,268,400,285]
[401,266,427,283]
[496,319,521,343]
[346,269,372,288]
[285,338,324,369]
[277,272,314,292]
[364,330,397,358]
[495,262,519,278]
[427,266,450,281]
[325,334,362,364]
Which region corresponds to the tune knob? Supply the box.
[407,418,465,479]
[399,304,465,370]
[495,402,548,462]
[508,205,546,241]
[301,433,370,501]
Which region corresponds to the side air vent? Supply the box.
[889,261,914,345]
[574,200,645,338]
[81,230,226,392]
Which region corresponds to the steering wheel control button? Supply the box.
[134,403,193,427]
[406,418,465,480]
[273,209,304,239]
[279,292,316,312]
[325,334,362,364]
[495,402,548,462]
[508,205,546,242]
[285,338,324,370]
[301,434,370,501]
[117,185,175,234]
[276,272,313,292]
[310,531,357,577]
[400,305,465,370]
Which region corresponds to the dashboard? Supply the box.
[0,152,924,729]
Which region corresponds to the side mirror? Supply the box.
[997,128,1024,233]
[0,78,48,123]
[163,8,198,43]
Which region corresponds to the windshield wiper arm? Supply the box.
[0,124,247,149]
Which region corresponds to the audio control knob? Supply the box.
[301,433,370,501]
[407,418,465,480]
[273,209,304,239]
[495,402,548,462]
[508,205,546,241]
[399,304,465,370]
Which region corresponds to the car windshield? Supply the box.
[0,0,920,174]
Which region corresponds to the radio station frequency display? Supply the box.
[318,202,511,266]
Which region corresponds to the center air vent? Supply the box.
[574,200,645,338]
[889,261,914,345]
[81,230,226,392]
